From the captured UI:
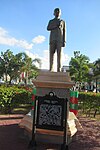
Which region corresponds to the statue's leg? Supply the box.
[57,43,62,72]
[50,42,56,71]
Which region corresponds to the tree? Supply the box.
[0,49,14,82]
[69,51,90,83]
[0,56,4,78]
[8,52,26,83]
[93,58,100,77]
[0,50,41,84]
[20,53,41,84]
[93,58,100,92]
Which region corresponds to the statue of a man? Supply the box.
[47,8,66,72]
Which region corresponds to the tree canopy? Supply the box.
[0,49,41,84]
[69,51,90,82]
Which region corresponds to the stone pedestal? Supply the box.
[20,72,76,145]
[33,70,74,99]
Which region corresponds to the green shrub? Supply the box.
[0,86,16,113]
[0,85,32,113]
[13,88,32,105]
[79,92,100,117]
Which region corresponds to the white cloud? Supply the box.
[0,27,45,50]
[25,49,70,71]
[0,27,8,36]
[25,50,36,60]
[25,50,49,69]
[32,35,45,44]
[17,40,33,49]
[0,27,70,69]
[0,27,33,49]
[0,36,18,46]
[61,49,70,66]
[40,50,49,69]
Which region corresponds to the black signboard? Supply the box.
[29,92,68,150]
[36,93,65,131]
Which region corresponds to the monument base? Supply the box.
[30,70,75,147]
[33,70,74,99]
[19,111,79,145]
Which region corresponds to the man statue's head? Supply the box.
[54,8,61,18]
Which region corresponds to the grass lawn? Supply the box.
[0,104,32,115]
[12,104,32,114]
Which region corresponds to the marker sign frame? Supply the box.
[36,93,66,131]
[30,92,68,149]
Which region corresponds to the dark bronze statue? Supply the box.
[47,8,66,72]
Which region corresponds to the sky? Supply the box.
[0,0,100,70]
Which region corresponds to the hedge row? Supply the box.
[0,86,32,113]
[79,92,100,117]
[0,86,100,116]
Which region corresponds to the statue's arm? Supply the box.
[62,21,66,47]
[47,20,58,31]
